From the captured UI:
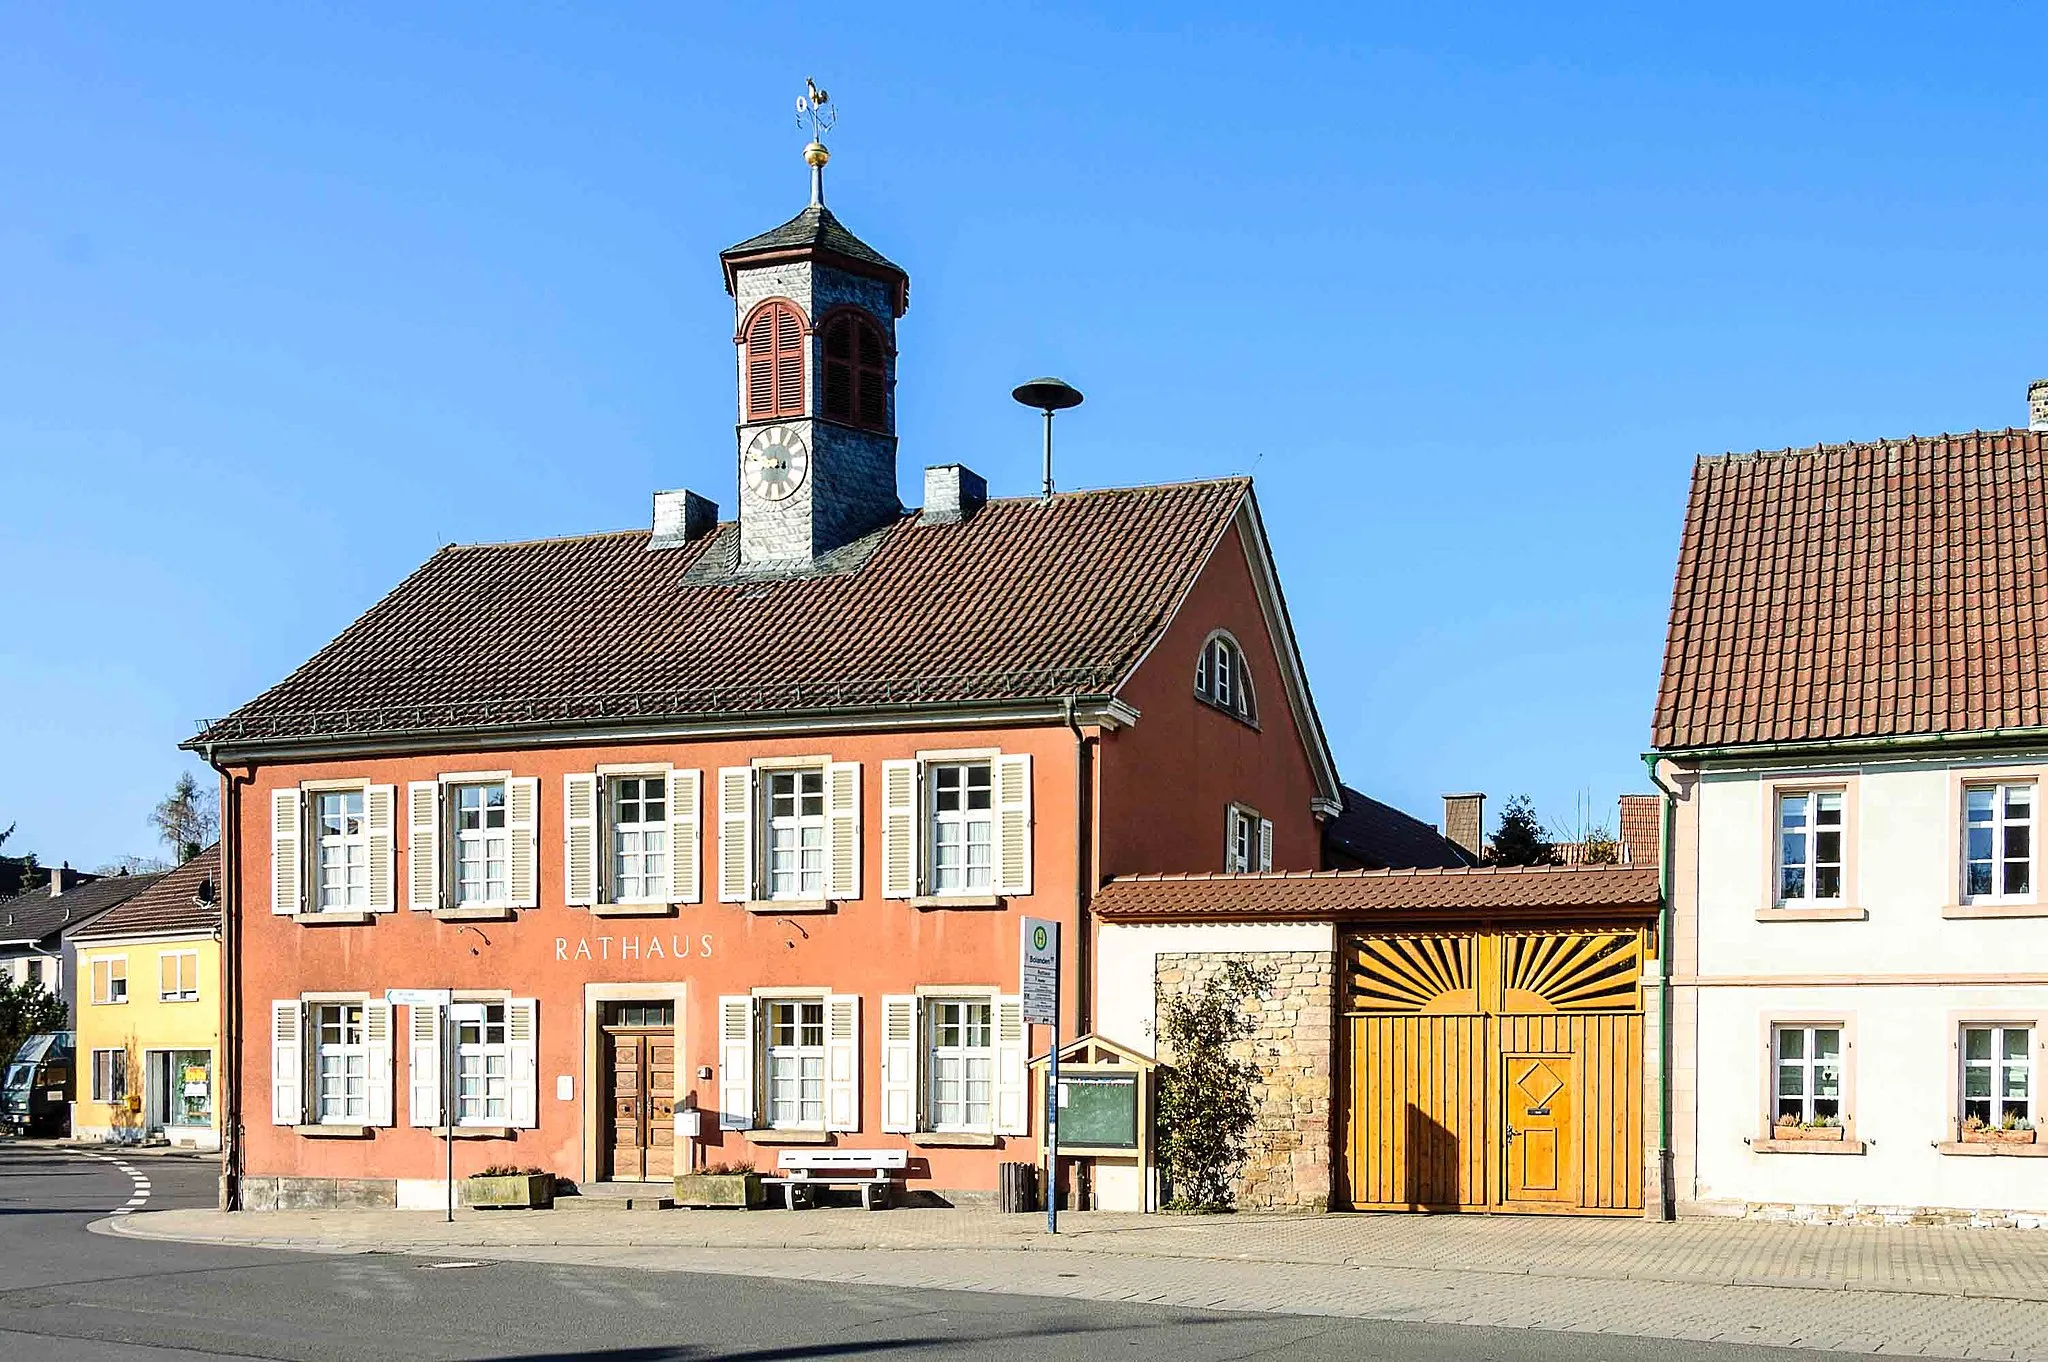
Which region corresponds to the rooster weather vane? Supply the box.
[798,78,836,206]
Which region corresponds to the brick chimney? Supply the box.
[2030,379,2048,433]
[1442,793,1485,864]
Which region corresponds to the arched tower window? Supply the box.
[1195,631,1257,723]
[821,310,890,432]
[743,300,806,420]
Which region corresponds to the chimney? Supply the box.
[1442,793,1486,864]
[919,464,988,526]
[49,863,89,898]
[648,489,719,551]
[2030,379,2048,433]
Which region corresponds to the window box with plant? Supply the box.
[460,1166,555,1209]
[674,1162,765,1209]
[1961,1114,2037,1146]
[1769,1115,1846,1142]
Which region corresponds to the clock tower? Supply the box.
[720,99,909,571]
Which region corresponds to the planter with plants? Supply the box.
[1770,1116,1846,1142]
[460,1166,556,1209]
[1961,1114,2037,1146]
[674,1163,765,1209]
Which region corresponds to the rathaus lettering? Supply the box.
[554,935,714,963]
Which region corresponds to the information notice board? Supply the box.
[1048,1070,1139,1150]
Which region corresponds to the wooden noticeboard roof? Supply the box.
[1028,1034,1158,1070]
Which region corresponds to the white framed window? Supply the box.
[1776,791,1844,903]
[765,999,826,1129]
[91,1049,127,1104]
[927,998,995,1131]
[452,782,510,905]
[1964,784,2034,904]
[313,1002,370,1124]
[1772,1024,1843,1125]
[929,762,994,893]
[1195,632,1256,723]
[90,957,127,1005]
[455,1003,511,1126]
[1963,1024,2033,1128]
[765,769,827,899]
[610,775,669,903]
[158,951,199,1002]
[315,788,368,911]
[1224,805,1272,874]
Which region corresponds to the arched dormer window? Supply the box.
[743,300,806,420]
[821,310,890,432]
[1195,631,1256,723]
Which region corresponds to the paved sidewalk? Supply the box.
[106,1205,2048,1358]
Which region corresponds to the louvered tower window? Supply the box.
[822,311,890,432]
[744,300,806,420]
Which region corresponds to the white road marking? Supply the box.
[73,1149,156,1215]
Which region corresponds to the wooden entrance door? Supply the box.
[1340,928,1645,1215]
[1502,1054,1575,1206]
[604,1029,676,1180]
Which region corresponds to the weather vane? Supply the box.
[797,77,835,207]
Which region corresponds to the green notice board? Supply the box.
[1049,1071,1140,1150]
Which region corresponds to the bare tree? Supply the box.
[152,774,218,865]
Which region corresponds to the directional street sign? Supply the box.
[385,988,452,1009]
[1020,917,1059,1026]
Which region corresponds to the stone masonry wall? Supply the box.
[1154,950,1334,1211]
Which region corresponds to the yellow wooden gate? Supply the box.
[1341,927,1645,1214]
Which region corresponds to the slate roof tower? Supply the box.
[719,111,909,571]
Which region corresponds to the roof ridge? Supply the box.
[1696,427,2044,465]
[1104,862,1653,885]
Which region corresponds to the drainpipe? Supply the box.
[1064,698,1093,1034]
[203,748,247,1212]
[1642,752,1678,1222]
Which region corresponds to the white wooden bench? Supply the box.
[761,1149,908,1210]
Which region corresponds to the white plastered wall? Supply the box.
[1689,752,2048,1215]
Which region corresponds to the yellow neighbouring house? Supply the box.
[71,846,222,1150]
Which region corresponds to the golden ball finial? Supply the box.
[804,141,830,169]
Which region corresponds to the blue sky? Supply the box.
[4,4,2045,868]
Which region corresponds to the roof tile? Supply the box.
[1092,864,1659,922]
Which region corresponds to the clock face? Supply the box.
[744,426,810,503]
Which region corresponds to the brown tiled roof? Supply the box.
[192,480,1250,747]
[1617,795,1661,868]
[1654,429,2048,750]
[0,871,166,946]
[1323,786,1475,870]
[1092,865,1660,922]
[73,846,220,942]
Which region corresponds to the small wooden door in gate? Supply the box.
[605,1029,676,1180]
[1503,1054,1575,1206]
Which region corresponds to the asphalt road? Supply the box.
[0,1143,1959,1361]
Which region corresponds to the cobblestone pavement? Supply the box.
[106,1205,2048,1358]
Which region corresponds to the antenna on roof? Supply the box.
[1011,377,1084,499]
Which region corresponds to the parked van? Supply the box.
[2,1032,75,1136]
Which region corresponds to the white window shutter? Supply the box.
[718,768,755,903]
[669,767,702,904]
[825,993,861,1132]
[365,785,397,912]
[1258,817,1274,872]
[563,773,599,907]
[1224,808,1241,873]
[718,995,756,1129]
[826,761,861,901]
[880,760,920,899]
[507,777,539,909]
[995,754,1033,897]
[881,994,919,1133]
[271,1000,302,1125]
[364,1000,394,1127]
[995,994,1029,1136]
[407,781,440,910]
[508,998,539,1129]
[408,1004,441,1127]
[270,789,302,916]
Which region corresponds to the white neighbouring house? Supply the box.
[1653,391,2048,1225]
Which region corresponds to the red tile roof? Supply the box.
[1617,795,1661,868]
[1654,429,2048,750]
[193,480,1250,747]
[73,846,221,942]
[1091,864,1660,922]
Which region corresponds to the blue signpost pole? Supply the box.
[1047,945,1060,1236]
